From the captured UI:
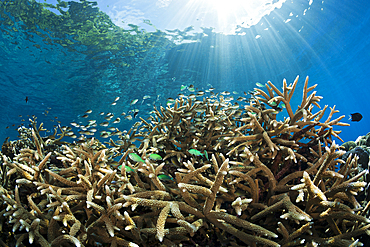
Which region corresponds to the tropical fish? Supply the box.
[188,149,203,156]
[188,85,195,92]
[112,118,121,124]
[349,113,362,122]
[181,85,187,91]
[130,99,139,105]
[99,121,109,127]
[118,165,134,173]
[167,98,176,105]
[129,153,145,163]
[65,131,75,136]
[158,174,174,181]
[149,153,162,161]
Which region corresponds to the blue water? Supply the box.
[0,0,369,144]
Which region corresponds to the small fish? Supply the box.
[349,113,362,122]
[180,85,187,91]
[167,98,176,105]
[158,174,174,181]
[111,102,117,106]
[256,82,264,87]
[133,112,139,118]
[80,131,94,135]
[114,96,120,101]
[188,149,204,156]
[183,112,193,117]
[65,131,75,136]
[99,121,109,127]
[188,85,195,92]
[118,165,134,173]
[112,118,121,124]
[129,153,145,163]
[25,96,28,103]
[149,153,162,161]
[130,99,138,105]
[81,114,89,118]
[85,110,92,114]
[143,95,151,100]
[100,133,110,138]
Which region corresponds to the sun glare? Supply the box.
[196,0,287,33]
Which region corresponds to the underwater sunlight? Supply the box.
[196,0,287,33]
[0,0,370,246]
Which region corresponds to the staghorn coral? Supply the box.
[0,76,369,246]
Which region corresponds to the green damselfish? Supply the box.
[149,153,162,161]
[158,174,174,181]
[118,165,134,173]
[129,153,145,163]
[188,149,203,156]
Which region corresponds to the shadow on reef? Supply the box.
[1,76,369,247]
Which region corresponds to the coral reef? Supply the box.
[1,76,369,247]
[342,133,370,203]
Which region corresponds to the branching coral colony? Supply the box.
[1,76,369,247]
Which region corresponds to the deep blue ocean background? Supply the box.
[0,0,369,144]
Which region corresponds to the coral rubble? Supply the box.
[0,76,369,246]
